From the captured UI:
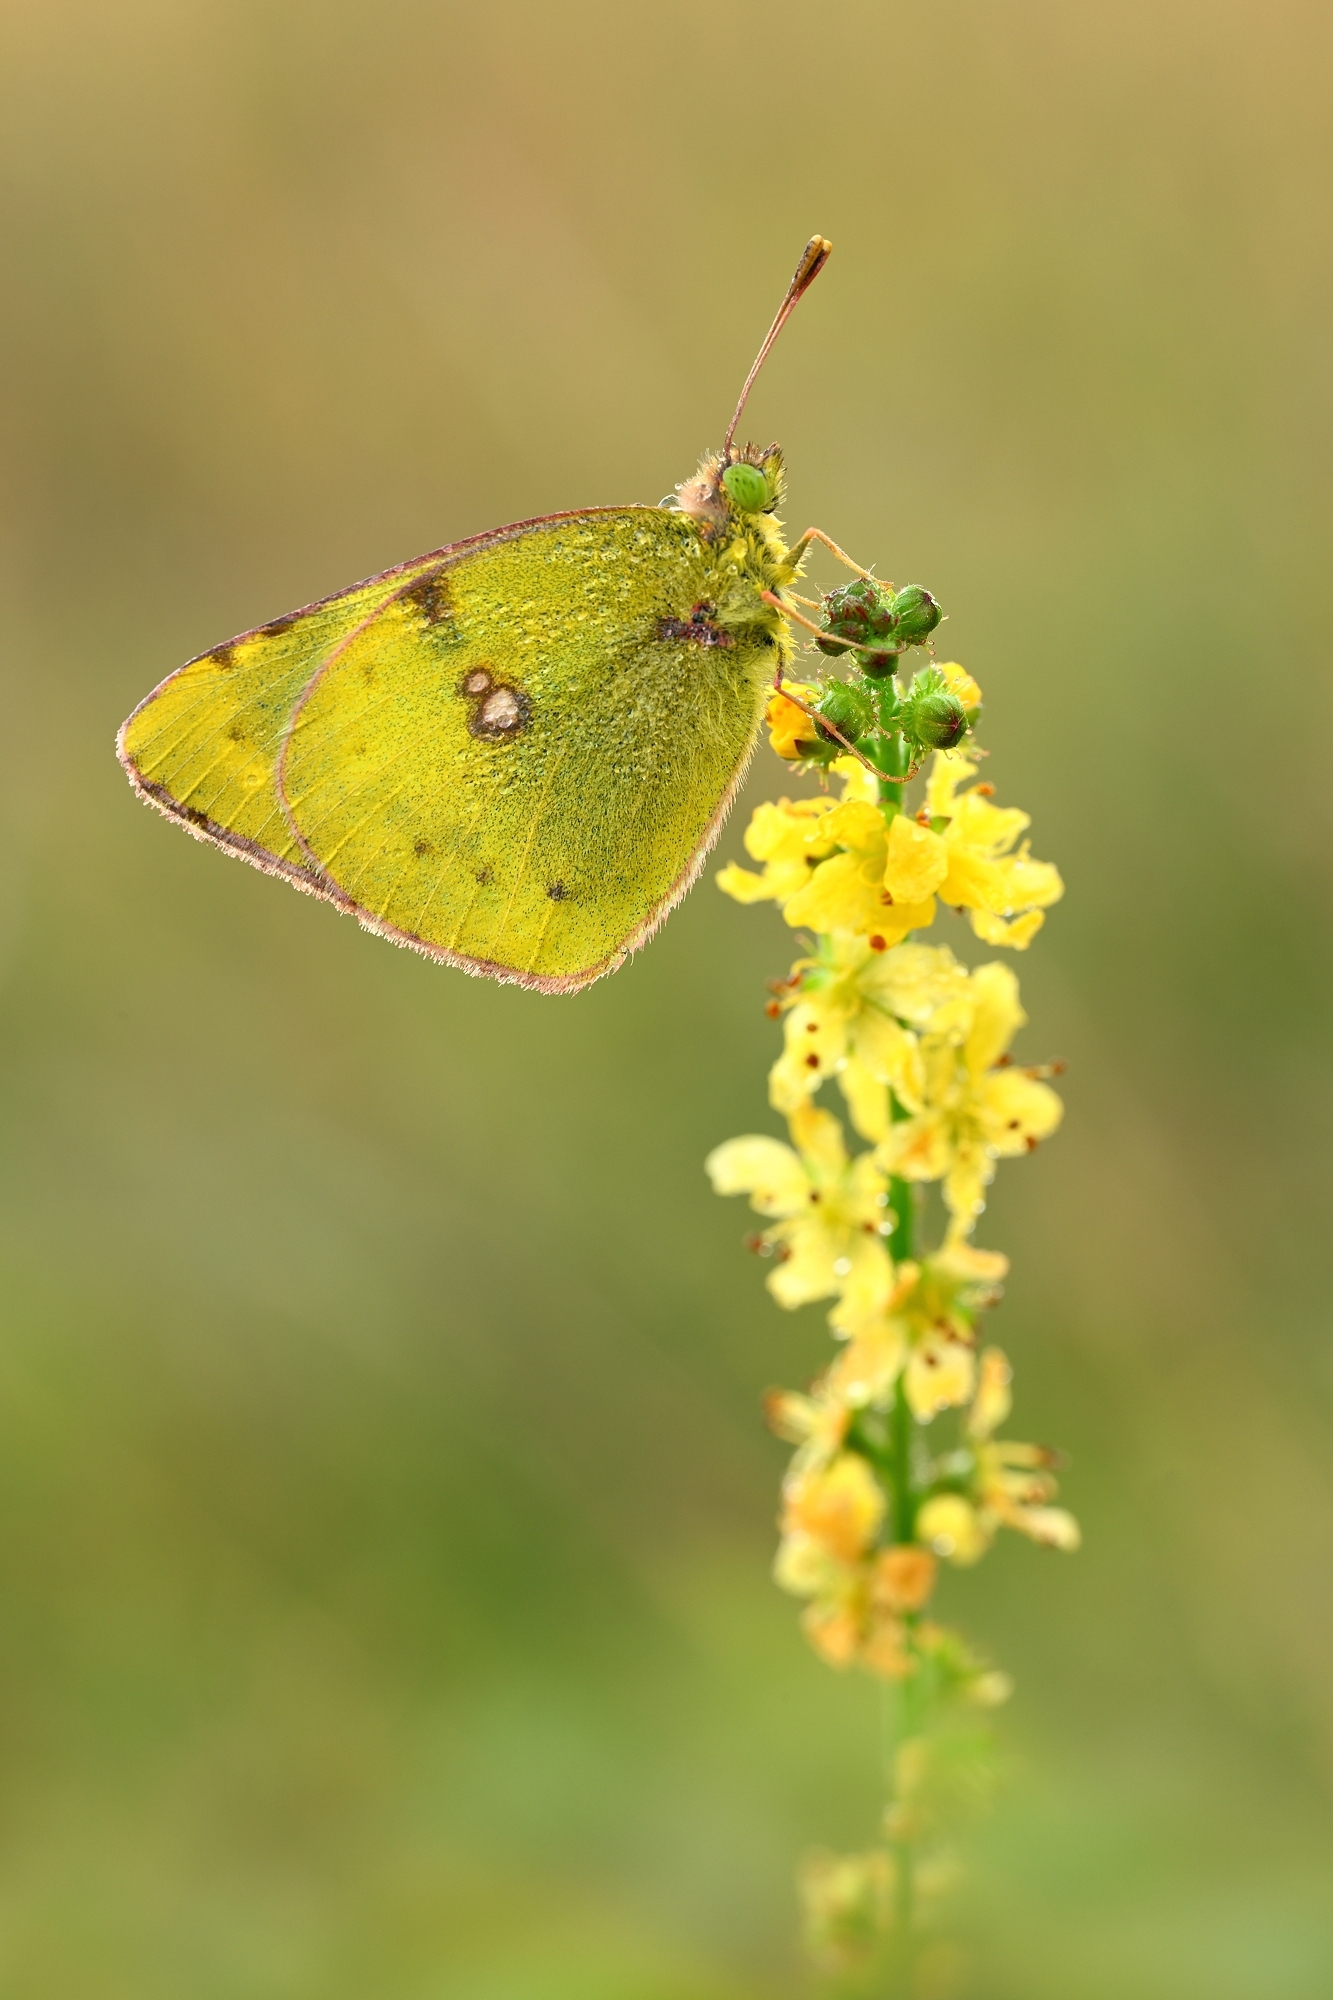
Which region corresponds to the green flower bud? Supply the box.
[721,462,771,512]
[908,690,969,751]
[821,577,899,645]
[815,679,876,746]
[890,585,943,646]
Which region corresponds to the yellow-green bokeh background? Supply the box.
[2,2,1331,1994]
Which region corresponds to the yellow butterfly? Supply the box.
[118,236,858,992]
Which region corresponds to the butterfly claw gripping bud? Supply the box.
[817,578,900,675]
[890,585,943,647]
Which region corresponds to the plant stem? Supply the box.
[876,720,912,811]
[885,1084,919,1992]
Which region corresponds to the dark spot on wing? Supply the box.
[475,866,492,885]
[212,645,238,671]
[657,600,734,648]
[546,881,569,901]
[403,570,454,624]
[414,838,433,856]
[226,721,246,743]
[183,805,210,827]
[258,612,299,640]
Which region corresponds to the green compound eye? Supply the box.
[721,463,771,512]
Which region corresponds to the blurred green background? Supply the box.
[1,1,1331,1994]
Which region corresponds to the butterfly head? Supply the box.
[672,442,786,535]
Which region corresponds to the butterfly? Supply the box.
[117,236,862,993]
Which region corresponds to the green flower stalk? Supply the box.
[706,588,1077,1993]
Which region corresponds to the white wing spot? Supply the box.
[479,687,521,731]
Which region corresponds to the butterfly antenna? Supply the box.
[722,235,832,459]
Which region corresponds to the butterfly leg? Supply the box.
[764,645,885,783]
[786,527,880,581]
[760,589,842,647]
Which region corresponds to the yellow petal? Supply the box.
[784,851,886,933]
[872,1544,938,1613]
[828,1315,908,1404]
[835,755,879,803]
[861,1616,912,1678]
[744,797,836,864]
[883,814,949,903]
[938,844,1008,912]
[937,661,982,708]
[950,790,1030,859]
[967,1347,1013,1442]
[925,750,980,819]
[1007,1505,1081,1552]
[783,999,848,1089]
[942,1148,991,1229]
[768,1043,820,1115]
[705,1135,807,1214]
[785,1452,885,1562]
[788,1101,848,1173]
[968,907,1046,949]
[964,962,1025,1074]
[821,799,887,853]
[852,1010,923,1104]
[865,942,971,1027]
[979,1069,1064,1153]
[801,1600,863,1668]
[933,1240,1009,1285]
[766,685,820,760]
[877,1114,952,1184]
[916,1493,990,1566]
[838,1057,891,1143]
[715,862,775,904]
[1002,851,1063,909]
[774,1529,848,1598]
[827,1239,896,1340]
[906,1331,977,1419]
[768,1223,843,1308]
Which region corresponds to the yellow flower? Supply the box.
[872,1543,938,1613]
[917,1347,1080,1566]
[767,933,970,1142]
[765,681,821,760]
[800,1848,896,1974]
[905,1329,977,1419]
[782,798,938,941]
[706,1103,892,1310]
[828,1243,1005,1417]
[967,1346,1081,1552]
[876,961,1063,1231]
[715,792,840,905]
[783,1451,885,1564]
[923,752,1063,949]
